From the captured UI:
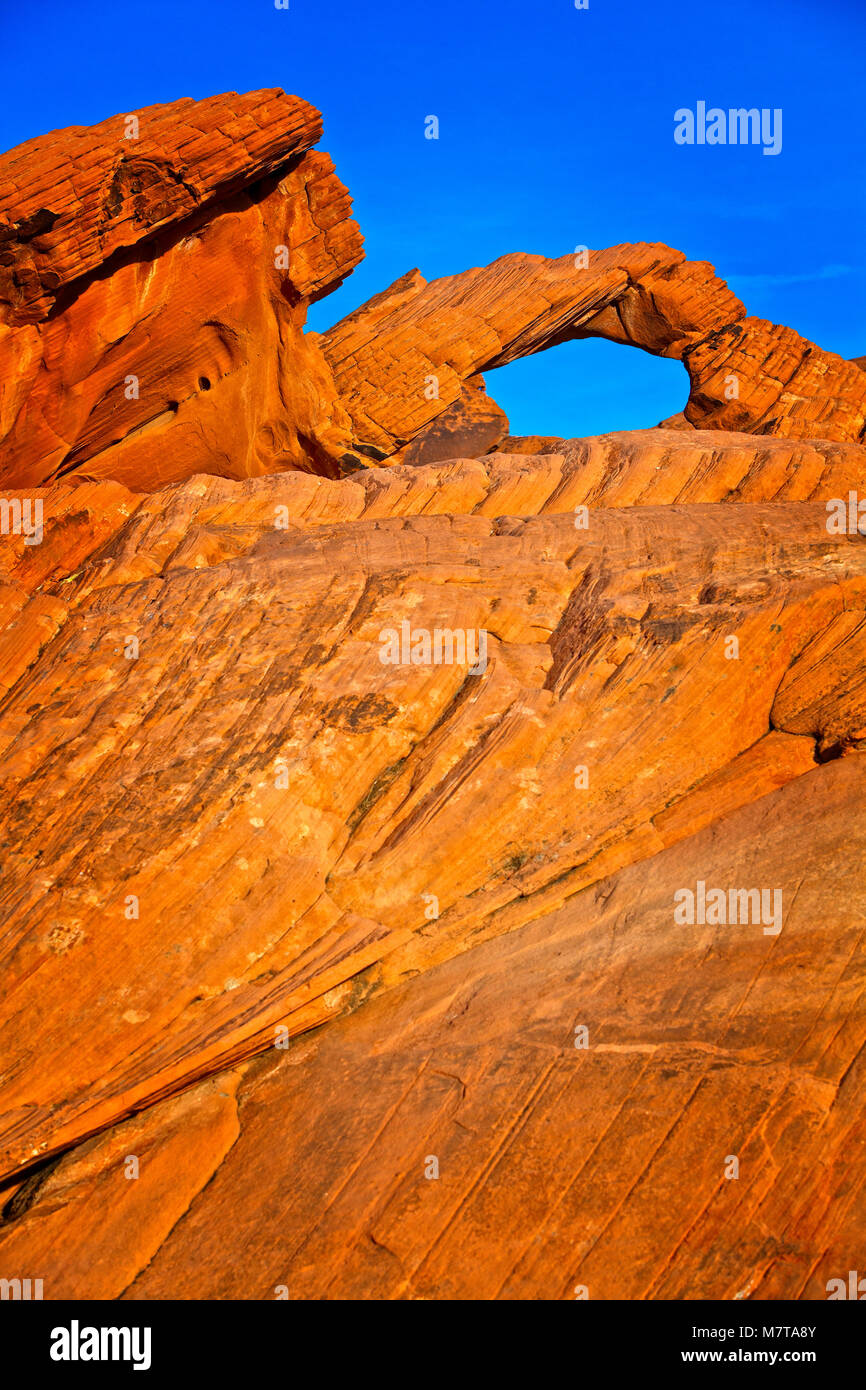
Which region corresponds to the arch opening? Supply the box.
[483,337,690,442]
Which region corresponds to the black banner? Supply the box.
[3,1298,861,1376]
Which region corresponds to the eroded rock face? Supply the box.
[1,435,866,1182]
[0,90,365,489]
[2,754,862,1301]
[389,377,509,467]
[1,91,865,1304]
[3,93,864,498]
[1,89,325,321]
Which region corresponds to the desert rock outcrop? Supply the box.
[1,89,865,1303]
[322,246,866,458]
[0,90,364,490]
[1,438,865,1176]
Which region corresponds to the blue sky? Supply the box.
[2,0,863,437]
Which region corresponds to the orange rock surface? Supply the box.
[0,90,364,489]
[2,754,862,1301]
[322,248,866,455]
[0,90,865,1303]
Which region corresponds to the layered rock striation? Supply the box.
[322,247,866,458]
[1,90,865,1302]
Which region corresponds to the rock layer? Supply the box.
[1,432,866,1178]
[2,754,863,1300]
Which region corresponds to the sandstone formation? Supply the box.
[3,95,865,496]
[1,440,865,1175]
[2,754,863,1301]
[321,247,866,458]
[1,90,865,1303]
[0,90,364,490]
[388,377,509,467]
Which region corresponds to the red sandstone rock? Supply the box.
[322,248,866,454]
[389,377,509,466]
[1,754,863,1300]
[1,439,866,1177]
[0,91,864,1306]
[0,91,365,489]
[0,88,337,323]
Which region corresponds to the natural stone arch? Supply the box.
[321,245,866,455]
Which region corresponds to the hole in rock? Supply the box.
[198,376,212,391]
[483,337,690,441]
